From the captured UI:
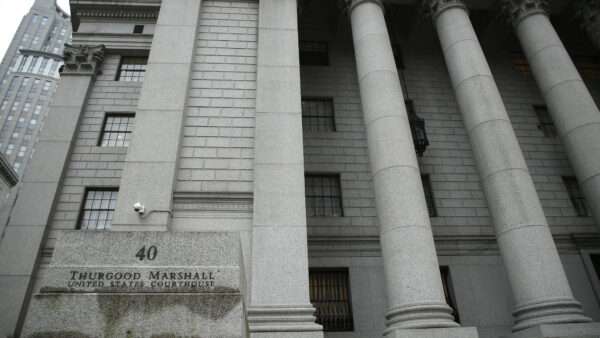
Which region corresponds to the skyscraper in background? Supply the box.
[0,0,70,176]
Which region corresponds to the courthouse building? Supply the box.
[2,0,600,337]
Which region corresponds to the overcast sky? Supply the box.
[0,0,71,59]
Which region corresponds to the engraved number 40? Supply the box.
[136,245,158,261]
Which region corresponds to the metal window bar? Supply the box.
[305,175,343,217]
[422,174,437,217]
[563,176,589,217]
[117,56,148,82]
[79,189,118,230]
[309,269,354,332]
[100,114,135,147]
[302,98,336,132]
[534,105,557,138]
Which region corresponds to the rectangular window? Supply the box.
[534,105,557,138]
[99,113,135,147]
[512,52,531,76]
[302,98,335,132]
[422,174,437,217]
[305,174,343,217]
[300,41,329,66]
[440,266,460,323]
[117,56,148,82]
[591,254,600,281]
[79,189,118,230]
[309,268,354,332]
[133,25,145,34]
[563,176,589,217]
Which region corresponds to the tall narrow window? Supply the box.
[99,113,135,147]
[534,105,557,138]
[79,189,118,230]
[563,176,589,217]
[302,98,335,132]
[309,268,354,332]
[117,56,148,82]
[440,267,460,323]
[305,174,343,217]
[422,174,437,217]
[299,41,329,66]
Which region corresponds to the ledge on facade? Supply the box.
[18,49,64,61]
[73,33,153,51]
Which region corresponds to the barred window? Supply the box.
[117,56,148,82]
[563,176,589,217]
[79,189,118,230]
[534,105,557,138]
[99,114,135,147]
[305,174,343,217]
[309,268,354,332]
[302,98,335,132]
[422,174,437,217]
[440,266,460,323]
[300,41,329,66]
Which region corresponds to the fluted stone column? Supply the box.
[0,45,105,337]
[246,0,322,337]
[427,0,594,334]
[503,0,600,232]
[575,0,600,51]
[347,1,478,337]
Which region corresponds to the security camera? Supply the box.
[133,202,145,215]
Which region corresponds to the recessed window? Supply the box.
[302,98,335,132]
[512,52,531,76]
[591,254,600,281]
[305,174,343,217]
[563,176,589,217]
[117,56,148,82]
[79,189,118,230]
[133,25,145,34]
[309,268,354,332]
[99,113,135,147]
[534,105,557,138]
[422,174,437,217]
[440,266,460,323]
[300,41,329,66]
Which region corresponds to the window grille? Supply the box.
[440,266,460,323]
[406,100,430,156]
[563,176,589,217]
[422,174,437,217]
[534,105,557,138]
[117,56,148,82]
[300,41,329,66]
[79,189,118,230]
[302,98,335,132]
[99,113,135,147]
[305,174,343,217]
[309,268,354,331]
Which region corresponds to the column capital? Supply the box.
[345,0,383,13]
[501,0,549,26]
[61,44,106,76]
[422,0,467,20]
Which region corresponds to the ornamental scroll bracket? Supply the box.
[61,44,106,76]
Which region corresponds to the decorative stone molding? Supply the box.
[422,0,467,19]
[73,6,159,21]
[501,0,549,26]
[575,0,600,50]
[61,44,106,76]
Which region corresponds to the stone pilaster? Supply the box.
[247,0,323,337]
[575,0,600,50]
[0,44,105,338]
[346,1,478,337]
[427,0,593,334]
[502,0,600,245]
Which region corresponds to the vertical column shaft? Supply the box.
[429,2,591,331]
[510,4,600,232]
[348,0,458,332]
[112,0,203,230]
[247,0,322,336]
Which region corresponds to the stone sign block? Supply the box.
[22,231,245,338]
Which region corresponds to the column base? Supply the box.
[247,305,323,338]
[384,326,480,338]
[506,323,600,338]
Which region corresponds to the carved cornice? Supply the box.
[61,44,106,76]
[501,0,549,26]
[73,6,159,20]
[422,0,467,19]
[574,0,600,50]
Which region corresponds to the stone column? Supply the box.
[246,0,323,337]
[575,0,600,51]
[427,0,593,333]
[0,44,104,338]
[503,0,600,232]
[112,0,203,231]
[347,1,478,337]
